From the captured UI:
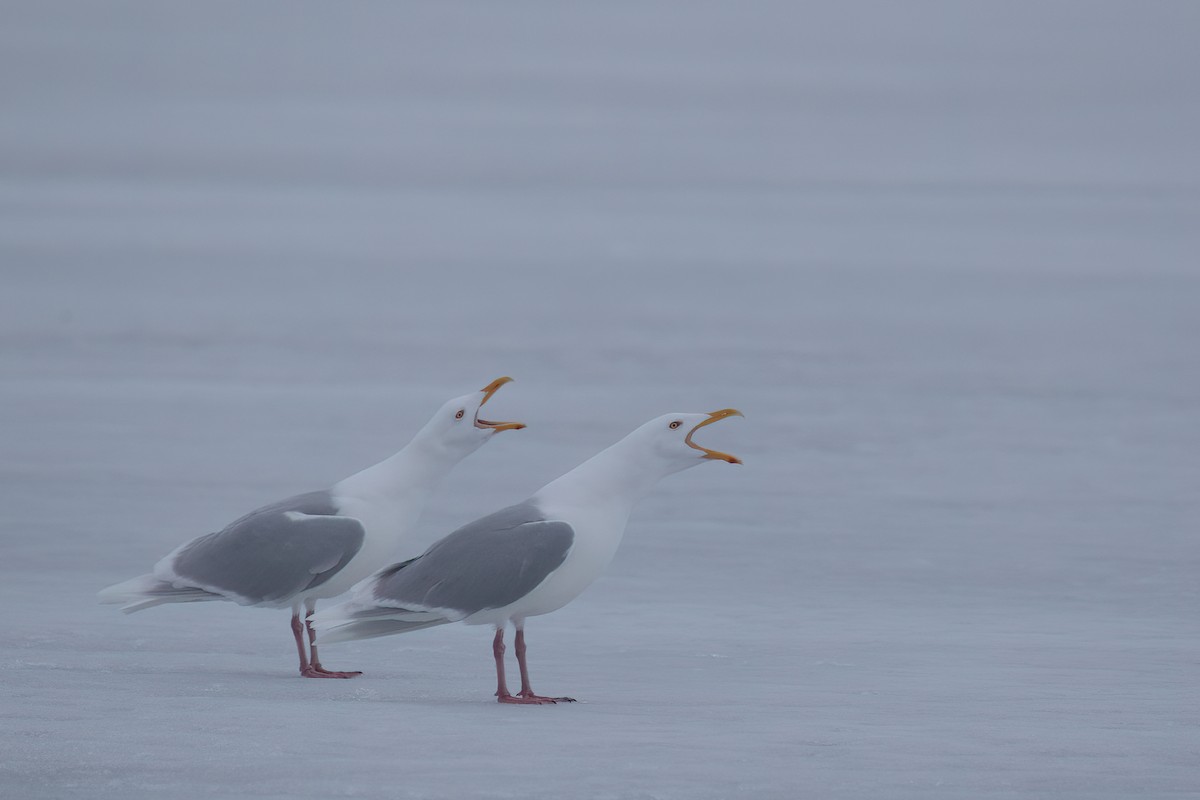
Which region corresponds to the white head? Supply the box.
[622,408,744,476]
[412,376,526,458]
[531,408,743,510]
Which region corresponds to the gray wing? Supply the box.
[164,490,365,605]
[371,500,574,616]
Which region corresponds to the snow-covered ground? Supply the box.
[3,3,1198,797]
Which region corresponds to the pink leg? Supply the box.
[494,628,553,704]
[298,605,361,679]
[493,628,511,698]
[514,628,574,704]
[291,612,311,675]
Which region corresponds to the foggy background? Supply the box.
[3,2,1197,798]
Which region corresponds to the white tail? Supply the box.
[98,573,222,613]
[317,615,447,645]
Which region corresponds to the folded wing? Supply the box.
[317,501,573,642]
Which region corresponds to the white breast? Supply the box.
[302,492,420,601]
[486,501,630,624]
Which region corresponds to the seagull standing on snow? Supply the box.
[99,377,525,678]
[314,408,743,702]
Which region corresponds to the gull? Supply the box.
[315,408,743,702]
[99,377,524,678]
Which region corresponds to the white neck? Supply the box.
[533,435,677,522]
[334,434,470,505]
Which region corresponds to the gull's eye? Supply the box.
[669,420,682,430]
[455,409,465,420]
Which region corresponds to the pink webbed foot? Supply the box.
[497,692,560,705]
[495,691,575,704]
[300,664,362,679]
[518,691,576,703]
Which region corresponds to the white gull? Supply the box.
[315,408,743,702]
[99,377,524,678]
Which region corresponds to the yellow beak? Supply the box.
[475,376,526,432]
[684,408,744,464]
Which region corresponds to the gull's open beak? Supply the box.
[685,408,744,464]
[475,376,525,432]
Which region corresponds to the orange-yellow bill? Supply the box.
[476,376,525,432]
[684,408,744,463]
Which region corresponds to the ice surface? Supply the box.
[2,2,1198,798]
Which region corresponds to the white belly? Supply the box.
[302,493,421,602]
[467,506,629,627]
